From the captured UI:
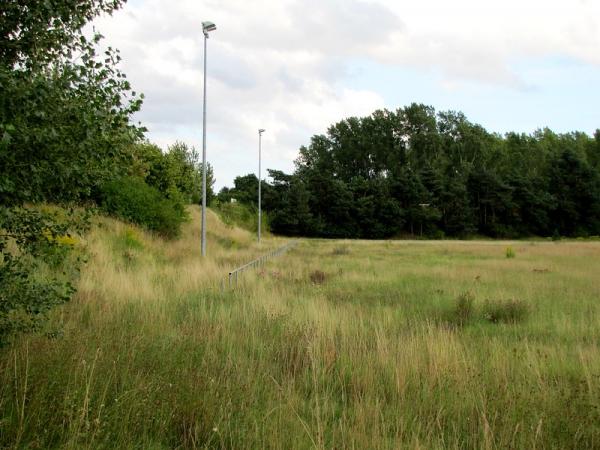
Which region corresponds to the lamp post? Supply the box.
[201,21,216,257]
[258,129,265,243]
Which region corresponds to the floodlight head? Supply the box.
[259,129,266,134]
[202,21,217,34]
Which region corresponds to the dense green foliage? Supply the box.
[213,200,269,234]
[229,105,600,238]
[0,1,143,206]
[217,173,266,207]
[0,207,87,345]
[215,174,270,232]
[0,0,142,343]
[128,141,215,205]
[0,1,214,342]
[100,177,188,238]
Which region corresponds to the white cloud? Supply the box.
[93,0,600,187]
[376,0,600,86]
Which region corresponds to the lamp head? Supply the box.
[259,129,266,134]
[202,21,217,35]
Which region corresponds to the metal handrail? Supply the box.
[225,241,298,288]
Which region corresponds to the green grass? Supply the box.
[1,211,600,449]
[212,201,269,235]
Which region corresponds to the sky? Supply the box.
[94,0,600,189]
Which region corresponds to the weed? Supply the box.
[505,246,516,258]
[273,326,312,377]
[122,249,136,267]
[115,228,143,252]
[123,229,143,250]
[453,291,475,326]
[483,298,529,324]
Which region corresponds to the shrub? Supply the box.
[483,299,529,324]
[100,177,188,238]
[0,207,86,345]
[505,246,516,258]
[0,260,74,344]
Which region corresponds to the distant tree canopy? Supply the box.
[227,104,600,239]
[216,173,267,207]
[126,141,214,206]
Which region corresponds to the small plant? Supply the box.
[453,291,475,326]
[505,246,516,258]
[483,299,529,324]
[309,270,327,285]
[552,229,562,241]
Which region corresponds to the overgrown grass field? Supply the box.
[1,207,600,449]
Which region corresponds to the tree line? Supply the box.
[221,105,600,239]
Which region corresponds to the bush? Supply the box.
[100,177,188,238]
[483,299,529,324]
[0,207,86,345]
[505,246,516,258]
[0,260,74,344]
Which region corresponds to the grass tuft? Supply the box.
[452,291,475,326]
[331,245,350,256]
[483,298,529,324]
[309,270,327,284]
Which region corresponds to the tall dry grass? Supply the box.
[1,209,600,449]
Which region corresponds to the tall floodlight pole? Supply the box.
[258,129,265,243]
[201,21,216,257]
